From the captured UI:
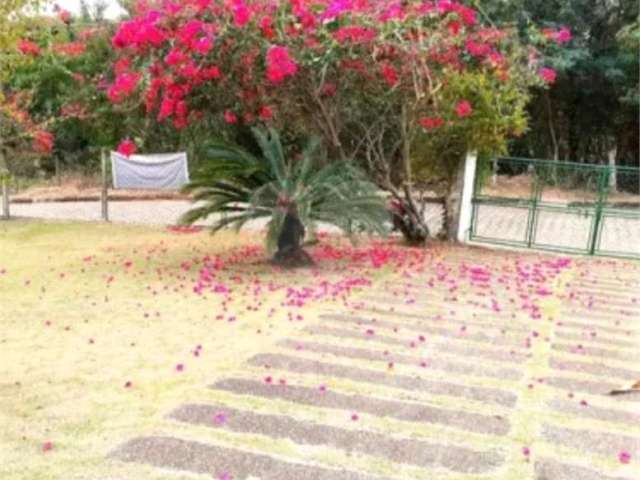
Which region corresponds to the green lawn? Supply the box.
[0,220,333,480]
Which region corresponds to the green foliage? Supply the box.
[181,128,389,252]
[484,0,639,168]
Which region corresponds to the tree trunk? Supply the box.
[391,196,430,245]
[272,206,314,268]
[444,156,466,241]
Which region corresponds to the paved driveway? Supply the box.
[7,199,446,233]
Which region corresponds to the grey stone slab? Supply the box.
[550,357,640,381]
[211,378,511,436]
[247,353,517,407]
[110,436,391,480]
[346,309,531,333]
[545,376,629,397]
[535,458,637,480]
[278,339,523,381]
[320,313,524,348]
[556,330,637,348]
[169,403,504,474]
[304,325,528,364]
[560,320,638,336]
[543,424,640,458]
[552,343,639,363]
[548,398,640,425]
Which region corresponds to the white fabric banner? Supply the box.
[110,151,189,190]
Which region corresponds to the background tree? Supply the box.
[485,0,639,190]
[107,0,553,244]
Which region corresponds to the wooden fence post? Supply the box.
[101,149,109,222]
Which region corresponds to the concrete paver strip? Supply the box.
[277,338,524,381]
[210,378,511,436]
[534,458,637,480]
[111,436,393,480]
[303,325,530,363]
[168,403,504,473]
[542,424,640,458]
[246,352,517,407]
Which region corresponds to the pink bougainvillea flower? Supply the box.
[555,27,572,44]
[213,413,226,425]
[351,413,359,421]
[522,446,530,457]
[107,72,142,103]
[455,100,473,118]
[334,26,378,44]
[539,67,557,84]
[265,45,298,84]
[58,8,72,24]
[619,451,631,464]
[18,40,40,56]
[218,473,232,480]
[117,139,137,157]
[223,110,238,124]
[42,441,54,453]
[321,0,353,20]
[175,363,184,372]
[380,62,399,87]
[543,27,572,44]
[233,1,251,27]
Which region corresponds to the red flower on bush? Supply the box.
[117,139,137,157]
[419,116,445,130]
[259,16,274,39]
[33,131,54,155]
[265,46,298,84]
[455,100,473,118]
[107,72,142,103]
[18,40,40,56]
[380,63,399,87]
[223,110,238,124]
[53,42,86,57]
[259,106,273,120]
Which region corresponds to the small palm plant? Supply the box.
[180,127,389,266]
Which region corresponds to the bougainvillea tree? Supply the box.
[108,0,559,243]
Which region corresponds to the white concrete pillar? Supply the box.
[456,151,478,242]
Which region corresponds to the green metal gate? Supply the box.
[470,157,640,259]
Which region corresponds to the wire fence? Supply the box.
[471,157,640,259]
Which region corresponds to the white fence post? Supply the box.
[456,151,478,243]
[1,175,9,220]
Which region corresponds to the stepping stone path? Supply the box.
[110,251,640,479]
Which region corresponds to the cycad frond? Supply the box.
[181,128,390,250]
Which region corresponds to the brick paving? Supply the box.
[105,250,640,480]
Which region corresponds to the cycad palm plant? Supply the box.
[180,128,389,266]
